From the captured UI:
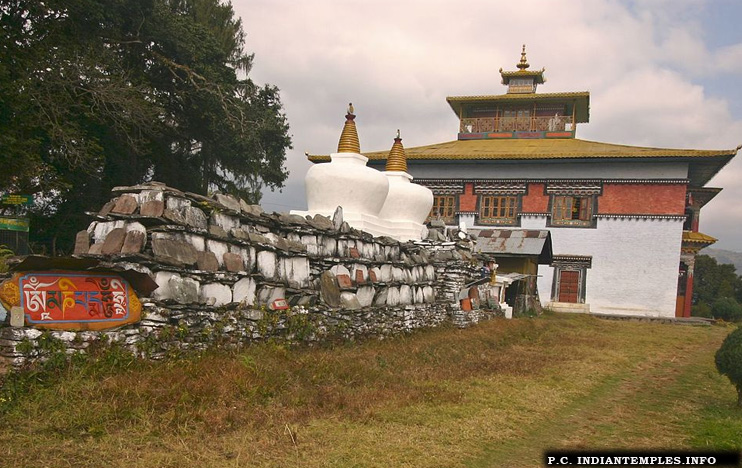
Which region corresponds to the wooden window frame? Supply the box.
[428,195,456,223]
[479,195,518,225]
[550,195,595,227]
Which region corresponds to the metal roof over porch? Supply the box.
[471,229,553,264]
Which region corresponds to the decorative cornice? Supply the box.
[474,181,527,195]
[416,178,468,184]
[416,178,689,185]
[546,181,602,195]
[552,255,593,268]
[595,214,685,220]
[604,179,690,185]
[420,180,464,195]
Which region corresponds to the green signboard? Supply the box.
[1,194,34,206]
[0,217,30,232]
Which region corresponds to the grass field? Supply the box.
[0,313,740,467]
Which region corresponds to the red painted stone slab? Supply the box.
[0,271,142,330]
[336,274,353,289]
[355,269,366,284]
[270,299,289,310]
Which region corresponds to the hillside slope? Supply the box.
[704,248,742,273]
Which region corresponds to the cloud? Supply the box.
[237,0,742,249]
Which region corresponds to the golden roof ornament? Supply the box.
[386,129,408,172]
[499,44,545,91]
[337,102,361,153]
[517,44,529,70]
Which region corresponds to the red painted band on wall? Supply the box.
[598,184,686,215]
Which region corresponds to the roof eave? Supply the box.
[446,92,590,123]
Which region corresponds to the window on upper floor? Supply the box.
[551,195,594,227]
[428,195,456,224]
[479,195,518,225]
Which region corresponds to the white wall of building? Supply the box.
[518,215,683,317]
[396,161,689,180]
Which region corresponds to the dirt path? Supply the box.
[464,325,729,468]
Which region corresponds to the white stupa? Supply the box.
[295,105,433,241]
[378,130,434,241]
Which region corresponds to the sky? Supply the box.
[235,0,742,251]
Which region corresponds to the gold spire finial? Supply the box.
[337,102,360,153]
[386,129,407,172]
[517,44,529,70]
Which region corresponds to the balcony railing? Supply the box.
[460,115,574,134]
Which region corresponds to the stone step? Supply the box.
[547,301,591,314]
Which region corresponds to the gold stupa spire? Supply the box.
[385,129,408,172]
[517,44,529,70]
[337,102,361,153]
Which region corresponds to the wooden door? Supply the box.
[558,270,579,303]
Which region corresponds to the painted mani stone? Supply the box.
[0,272,142,330]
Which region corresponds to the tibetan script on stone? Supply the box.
[0,272,142,330]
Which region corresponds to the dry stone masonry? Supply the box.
[0,182,496,366]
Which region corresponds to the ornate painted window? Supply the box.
[551,196,594,226]
[429,195,456,223]
[479,195,518,225]
[547,181,600,228]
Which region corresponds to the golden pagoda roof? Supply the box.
[447,91,590,122]
[308,138,737,186]
[499,44,546,85]
[386,130,408,172]
[500,69,546,78]
[682,231,717,245]
[337,103,360,153]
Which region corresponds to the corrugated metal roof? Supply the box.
[498,272,531,282]
[471,229,553,264]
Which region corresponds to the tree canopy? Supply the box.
[0,0,291,253]
[692,255,742,321]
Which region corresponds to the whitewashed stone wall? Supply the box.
[0,183,490,366]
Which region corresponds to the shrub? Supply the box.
[692,302,712,318]
[712,297,742,322]
[715,326,742,407]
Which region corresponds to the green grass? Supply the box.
[0,314,740,467]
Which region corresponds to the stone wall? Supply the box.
[0,182,494,366]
